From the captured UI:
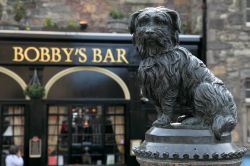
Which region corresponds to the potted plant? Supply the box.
[43,17,58,31]
[24,69,45,99]
[63,19,82,31]
[107,8,128,33]
[13,0,26,23]
[109,8,125,20]
[24,84,45,99]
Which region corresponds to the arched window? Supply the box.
[245,78,250,102]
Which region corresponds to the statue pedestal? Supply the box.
[134,126,247,166]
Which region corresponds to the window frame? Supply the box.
[245,78,250,102]
[244,0,250,27]
[247,107,250,143]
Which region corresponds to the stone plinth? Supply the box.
[133,126,247,166]
[137,157,241,166]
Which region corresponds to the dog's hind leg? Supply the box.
[193,82,237,139]
[193,82,218,127]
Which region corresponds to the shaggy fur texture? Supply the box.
[129,7,237,140]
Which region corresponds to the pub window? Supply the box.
[246,0,250,26]
[47,106,68,166]
[245,78,250,102]
[1,105,25,164]
[47,105,125,166]
[247,107,250,142]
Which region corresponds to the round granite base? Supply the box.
[134,126,247,166]
[137,157,241,166]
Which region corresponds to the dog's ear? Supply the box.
[166,10,181,33]
[128,10,143,34]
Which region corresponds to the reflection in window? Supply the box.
[47,105,125,166]
[1,106,25,164]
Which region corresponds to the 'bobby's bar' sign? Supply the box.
[0,42,139,66]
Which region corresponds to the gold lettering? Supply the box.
[51,47,61,62]
[62,48,73,62]
[116,48,128,64]
[40,47,50,62]
[78,48,87,63]
[24,47,40,62]
[13,47,24,62]
[103,49,115,63]
[92,48,102,63]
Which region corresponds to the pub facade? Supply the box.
[0,31,202,166]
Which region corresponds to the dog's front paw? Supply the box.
[181,117,203,126]
[153,114,171,127]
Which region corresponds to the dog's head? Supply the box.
[129,7,181,58]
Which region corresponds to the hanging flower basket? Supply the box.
[24,84,45,99]
[24,69,45,99]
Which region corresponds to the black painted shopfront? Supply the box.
[0,31,203,166]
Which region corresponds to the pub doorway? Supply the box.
[47,102,127,166]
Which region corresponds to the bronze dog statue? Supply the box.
[129,7,237,140]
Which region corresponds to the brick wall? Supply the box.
[0,0,203,34]
[206,0,250,146]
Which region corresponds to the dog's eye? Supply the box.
[138,17,149,26]
[138,20,148,27]
[152,16,164,24]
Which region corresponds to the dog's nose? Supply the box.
[145,29,154,35]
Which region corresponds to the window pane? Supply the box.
[246,78,250,88]
[49,106,58,114]
[48,125,58,135]
[48,116,58,124]
[247,10,250,22]
[108,106,124,114]
[247,107,250,141]
[247,0,250,8]
[13,126,24,136]
[115,125,124,134]
[48,145,57,155]
[14,107,24,114]
[48,136,58,146]
[246,90,250,98]
[116,135,125,144]
[14,116,24,125]
[58,106,67,114]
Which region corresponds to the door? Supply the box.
[47,103,126,166]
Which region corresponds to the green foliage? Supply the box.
[43,17,58,28]
[24,84,45,99]
[14,0,26,22]
[181,20,192,34]
[109,8,125,19]
[67,19,79,29]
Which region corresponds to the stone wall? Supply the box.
[0,0,203,34]
[206,0,250,146]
